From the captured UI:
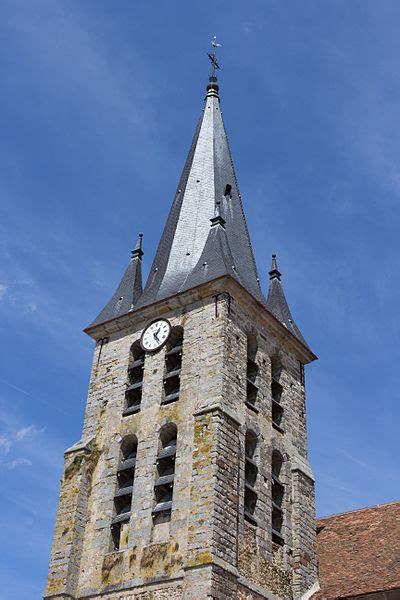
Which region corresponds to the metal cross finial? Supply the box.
[208,35,222,77]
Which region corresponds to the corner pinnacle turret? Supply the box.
[91,233,143,325]
[266,254,307,345]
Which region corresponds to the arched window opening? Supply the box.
[271,356,283,431]
[244,430,258,525]
[153,424,177,523]
[162,327,183,405]
[111,435,138,550]
[246,334,259,411]
[124,341,145,416]
[271,450,285,546]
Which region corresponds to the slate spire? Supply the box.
[136,75,264,308]
[89,72,308,351]
[91,233,143,325]
[265,254,307,344]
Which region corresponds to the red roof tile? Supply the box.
[314,500,400,599]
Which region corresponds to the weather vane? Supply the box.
[208,35,222,78]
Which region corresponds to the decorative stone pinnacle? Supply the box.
[131,232,144,260]
[269,253,282,280]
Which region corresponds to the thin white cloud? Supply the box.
[0,419,45,469]
[338,448,367,470]
[0,284,7,300]
[14,425,44,442]
[4,0,158,142]
[7,458,32,470]
[0,436,11,453]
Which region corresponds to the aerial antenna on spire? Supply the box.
[208,36,222,78]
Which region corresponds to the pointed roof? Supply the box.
[266,254,307,345]
[91,233,143,325]
[136,76,264,308]
[88,74,310,354]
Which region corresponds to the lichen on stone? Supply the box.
[101,551,123,584]
[238,537,293,600]
[140,542,168,570]
[64,454,83,480]
[86,442,101,479]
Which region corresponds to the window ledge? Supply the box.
[165,345,182,356]
[246,378,258,389]
[163,369,181,382]
[272,529,285,545]
[126,381,143,392]
[272,474,284,486]
[157,445,176,460]
[154,473,175,487]
[123,405,141,417]
[111,512,131,525]
[118,457,136,471]
[244,511,257,526]
[272,422,284,434]
[152,500,172,515]
[114,485,133,498]
[129,358,144,369]
[162,392,179,405]
[245,455,258,469]
[245,401,259,414]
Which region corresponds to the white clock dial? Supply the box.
[140,319,171,352]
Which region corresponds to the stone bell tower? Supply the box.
[45,66,319,600]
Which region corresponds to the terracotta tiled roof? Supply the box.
[313,500,400,599]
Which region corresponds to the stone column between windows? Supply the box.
[184,406,240,595]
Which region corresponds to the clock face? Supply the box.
[140,319,171,352]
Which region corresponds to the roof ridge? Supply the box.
[317,498,400,522]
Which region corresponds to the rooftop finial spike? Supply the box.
[269,253,282,280]
[206,36,221,98]
[208,36,222,78]
[131,232,144,260]
[210,200,226,228]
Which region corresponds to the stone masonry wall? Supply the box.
[46,285,317,599]
[291,469,318,596]
[221,293,318,597]
[212,410,240,567]
[45,440,100,598]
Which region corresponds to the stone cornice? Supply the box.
[84,275,317,364]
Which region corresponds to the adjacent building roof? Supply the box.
[314,501,400,599]
[89,75,307,348]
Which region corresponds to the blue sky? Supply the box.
[1,1,400,597]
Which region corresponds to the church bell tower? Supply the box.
[45,61,319,600]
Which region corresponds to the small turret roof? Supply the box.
[265,254,307,345]
[91,233,143,326]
